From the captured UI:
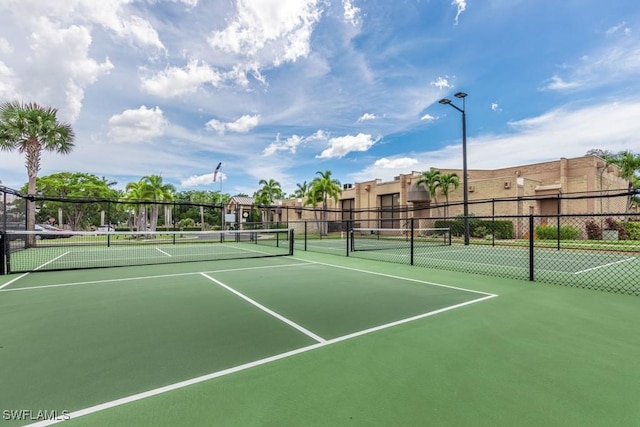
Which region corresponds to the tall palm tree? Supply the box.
[122,180,149,233]
[141,175,176,232]
[416,169,442,217]
[605,150,640,215]
[293,181,309,199]
[438,172,460,219]
[0,102,74,244]
[310,170,342,235]
[255,179,283,226]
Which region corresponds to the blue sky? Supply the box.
[1,0,639,196]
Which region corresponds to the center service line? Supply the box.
[199,272,327,343]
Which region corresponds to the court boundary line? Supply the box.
[25,290,496,427]
[0,262,318,292]
[291,257,497,297]
[200,272,326,343]
[573,257,636,274]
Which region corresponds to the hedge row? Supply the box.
[535,225,581,240]
[434,219,514,239]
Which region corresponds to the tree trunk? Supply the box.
[26,175,37,247]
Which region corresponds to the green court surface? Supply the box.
[1,251,639,426]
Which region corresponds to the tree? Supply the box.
[610,150,640,214]
[141,175,175,232]
[438,172,460,219]
[310,170,342,235]
[416,169,442,217]
[121,180,149,233]
[293,181,309,199]
[31,172,118,230]
[0,102,74,244]
[589,149,640,214]
[254,179,283,226]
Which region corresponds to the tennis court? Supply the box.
[1,244,640,426]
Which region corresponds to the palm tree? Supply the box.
[416,169,442,217]
[293,181,309,199]
[611,151,640,214]
[255,179,283,226]
[438,172,460,219]
[0,102,74,245]
[310,170,342,235]
[122,180,149,233]
[142,175,176,232]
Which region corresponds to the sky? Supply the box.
[1,0,640,197]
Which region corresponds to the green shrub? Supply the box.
[177,218,196,228]
[623,221,640,240]
[535,225,581,240]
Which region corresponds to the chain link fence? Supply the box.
[2,185,638,295]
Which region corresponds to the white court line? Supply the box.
[26,292,496,427]
[573,257,636,274]
[0,262,317,293]
[200,272,326,343]
[292,257,497,297]
[155,247,172,257]
[0,251,70,290]
[0,272,30,290]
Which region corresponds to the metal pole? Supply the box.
[461,103,470,245]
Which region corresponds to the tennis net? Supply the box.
[0,228,293,274]
[350,227,451,252]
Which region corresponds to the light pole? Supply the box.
[439,91,469,245]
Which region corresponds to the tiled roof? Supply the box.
[229,196,255,206]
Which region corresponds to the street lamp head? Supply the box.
[454,92,467,99]
[438,98,452,105]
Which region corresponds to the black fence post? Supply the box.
[410,217,414,266]
[492,199,496,247]
[556,194,561,251]
[529,214,535,281]
[0,232,5,275]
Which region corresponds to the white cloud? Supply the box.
[375,157,419,169]
[263,134,305,156]
[421,113,436,122]
[207,0,323,68]
[430,76,453,90]
[452,0,467,25]
[0,61,17,99]
[25,17,114,122]
[263,129,328,156]
[206,114,260,134]
[141,59,223,98]
[316,133,379,159]
[358,113,376,122]
[0,38,12,54]
[350,157,421,183]
[542,74,583,91]
[180,171,226,187]
[108,106,168,142]
[342,0,361,26]
[606,22,631,36]
[170,0,199,8]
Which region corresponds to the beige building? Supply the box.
[279,156,634,229]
